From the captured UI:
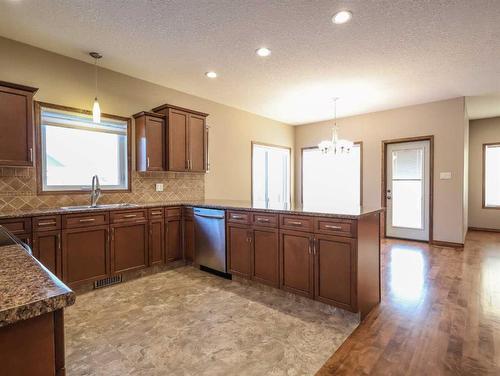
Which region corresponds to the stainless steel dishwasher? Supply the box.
[194,207,227,273]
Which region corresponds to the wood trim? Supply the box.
[132,111,165,119]
[482,142,500,209]
[34,101,132,195]
[250,141,292,204]
[430,240,464,248]
[151,103,209,117]
[468,226,500,233]
[0,80,38,93]
[300,141,363,206]
[53,309,66,376]
[381,135,434,243]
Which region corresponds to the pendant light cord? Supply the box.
[94,57,98,99]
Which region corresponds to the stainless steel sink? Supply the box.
[60,203,139,211]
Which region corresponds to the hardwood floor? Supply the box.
[317,230,500,375]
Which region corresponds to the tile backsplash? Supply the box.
[0,167,204,212]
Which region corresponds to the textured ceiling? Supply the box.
[0,0,499,124]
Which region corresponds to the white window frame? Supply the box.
[38,103,130,193]
[251,142,291,204]
[484,143,500,208]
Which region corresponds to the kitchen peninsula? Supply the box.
[0,200,382,319]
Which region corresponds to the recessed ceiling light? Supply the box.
[205,71,217,78]
[256,47,271,57]
[332,10,352,24]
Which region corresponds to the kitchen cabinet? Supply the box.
[151,103,208,172]
[314,234,355,309]
[0,81,37,166]
[111,221,149,274]
[33,230,61,278]
[62,225,110,286]
[149,208,165,265]
[252,227,279,287]
[228,224,252,278]
[134,111,165,172]
[279,229,314,298]
[166,218,182,262]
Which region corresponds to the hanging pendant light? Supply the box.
[90,52,102,124]
[318,98,353,155]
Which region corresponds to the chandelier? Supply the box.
[318,98,353,154]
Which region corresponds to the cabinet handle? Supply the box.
[256,218,270,223]
[57,233,61,251]
[29,148,33,162]
[147,157,150,168]
[324,224,342,230]
[289,221,302,226]
[123,214,137,218]
[151,211,162,216]
[308,238,312,254]
[79,218,95,223]
[111,228,115,241]
[232,215,245,220]
[313,237,317,255]
[38,221,56,226]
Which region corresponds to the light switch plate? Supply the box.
[155,183,164,192]
[439,172,452,180]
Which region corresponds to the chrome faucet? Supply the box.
[90,175,102,207]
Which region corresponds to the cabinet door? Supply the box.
[314,234,355,309]
[145,116,165,171]
[166,219,182,262]
[252,228,279,287]
[168,109,188,171]
[228,224,252,278]
[280,230,314,298]
[33,230,61,278]
[111,221,148,274]
[62,225,110,285]
[149,218,165,265]
[188,113,206,171]
[0,86,34,166]
[184,218,194,262]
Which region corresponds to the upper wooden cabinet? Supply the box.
[151,103,208,172]
[0,81,38,166]
[133,111,165,172]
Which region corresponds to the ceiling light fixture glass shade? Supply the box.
[256,47,271,57]
[318,98,353,155]
[90,52,102,124]
[332,10,353,24]
[205,71,217,78]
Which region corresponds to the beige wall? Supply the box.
[295,98,468,244]
[0,37,294,202]
[468,117,500,230]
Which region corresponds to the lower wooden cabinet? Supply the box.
[62,225,110,286]
[228,224,252,278]
[166,218,182,262]
[252,228,279,287]
[32,230,61,278]
[314,234,355,309]
[149,218,165,265]
[111,221,148,274]
[279,229,314,298]
[183,217,194,262]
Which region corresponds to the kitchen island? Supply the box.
[0,200,382,319]
[0,226,75,376]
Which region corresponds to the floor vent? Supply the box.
[94,275,122,289]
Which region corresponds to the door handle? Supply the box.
[386,189,392,200]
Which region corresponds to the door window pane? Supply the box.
[302,146,361,209]
[41,107,129,191]
[392,180,423,229]
[485,144,500,207]
[392,149,423,179]
[252,144,290,204]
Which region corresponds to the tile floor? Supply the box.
[65,266,359,376]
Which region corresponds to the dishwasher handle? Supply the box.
[194,212,225,220]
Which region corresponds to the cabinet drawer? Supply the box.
[280,215,313,232]
[165,207,181,218]
[33,215,61,232]
[0,217,32,234]
[111,209,147,224]
[63,212,109,229]
[228,211,250,224]
[148,207,164,219]
[314,218,355,237]
[251,212,278,228]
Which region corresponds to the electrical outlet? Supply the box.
[155,183,164,192]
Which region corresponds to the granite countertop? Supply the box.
[0,242,75,327]
[0,200,383,220]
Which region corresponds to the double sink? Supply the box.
[60,203,139,211]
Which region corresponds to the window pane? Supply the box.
[392,180,422,229]
[252,145,290,205]
[302,146,361,209]
[41,107,128,191]
[485,145,500,206]
[392,149,423,180]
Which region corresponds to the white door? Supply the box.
[386,140,430,241]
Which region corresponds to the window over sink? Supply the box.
[37,103,130,192]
